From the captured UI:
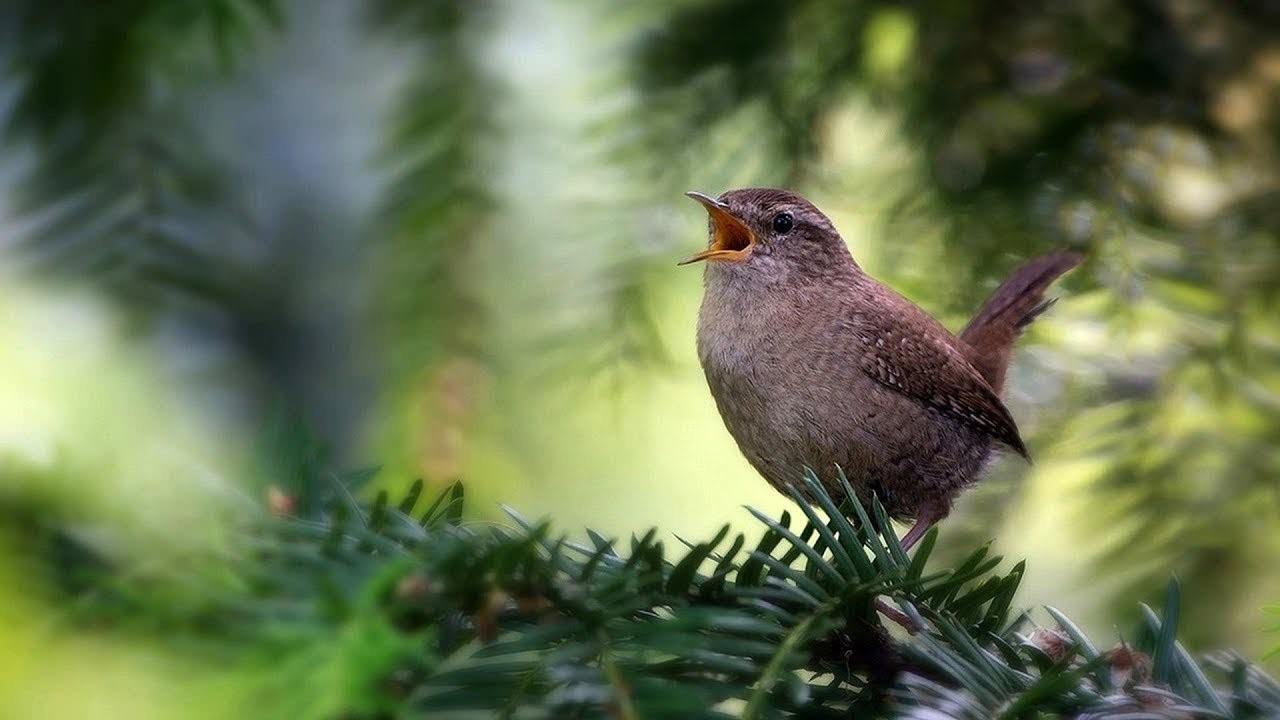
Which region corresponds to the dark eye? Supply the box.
[771,212,794,234]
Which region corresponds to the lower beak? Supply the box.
[679,191,755,265]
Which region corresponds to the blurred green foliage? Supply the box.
[2,0,1280,717]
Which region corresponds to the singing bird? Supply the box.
[683,188,1081,549]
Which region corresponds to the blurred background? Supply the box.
[2,0,1279,717]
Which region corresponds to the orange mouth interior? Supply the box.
[679,192,755,265]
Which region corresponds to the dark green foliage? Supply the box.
[2,0,278,291]
[226,468,1279,718]
[2,0,279,138]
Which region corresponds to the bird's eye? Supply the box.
[771,212,794,234]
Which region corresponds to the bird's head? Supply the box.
[680,188,854,283]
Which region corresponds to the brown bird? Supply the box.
[683,188,1081,549]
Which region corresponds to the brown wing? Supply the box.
[846,291,1030,459]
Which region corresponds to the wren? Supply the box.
[683,188,1081,549]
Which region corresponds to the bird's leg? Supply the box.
[899,519,931,551]
[899,501,948,551]
[875,598,921,634]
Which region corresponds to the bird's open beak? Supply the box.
[679,191,755,265]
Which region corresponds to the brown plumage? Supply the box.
[684,188,1081,548]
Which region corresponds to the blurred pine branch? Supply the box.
[365,1,493,375]
[1,0,279,295]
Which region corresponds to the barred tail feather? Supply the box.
[960,252,1083,395]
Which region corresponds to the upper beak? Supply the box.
[679,191,756,265]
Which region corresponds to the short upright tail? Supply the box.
[960,252,1083,394]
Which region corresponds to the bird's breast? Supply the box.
[695,283,865,446]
